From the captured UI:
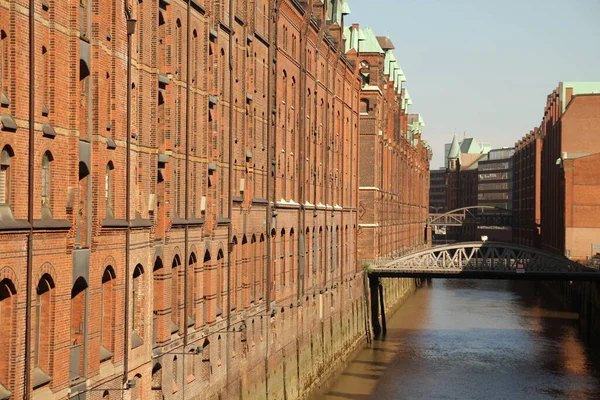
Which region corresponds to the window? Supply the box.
[216,249,224,315]
[171,255,181,332]
[152,257,164,347]
[105,162,114,217]
[202,250,211,324]
[172,356,178,393]
[41,152,52,208]
[41,47,48,111]
[241,236,248,308]
[0,30,7,95]
[130,374,142,400]
[251,235,257,302]
[175,19,182,73]
[200,339,210,382]
[192,30,198,84]
[132,264,145,347]
[0,146,13,205]
[34,274,54,388]
[359,99,369,115]
[231,237,238,310]
[289,229,295,284]
[70,277,88,381]
[151,363,162,396]
[259,234,265,299]
[100,267,116,362]
[187,253,197,327]
[0,278,16,395]
[280,229,286,286]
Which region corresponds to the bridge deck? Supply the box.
[369,241,600,281]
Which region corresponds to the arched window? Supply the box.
[172,355,179,393]
[230,236,238,311]
[250,235,257,302]
[0,30,8,94]
[171,255,181,332]
[216,249,224,316]
[41,151,53,210]
[192,29,198,84]
[259,234,265,299]
[289,229,295,284]
[130,374,143,400]
[203,250,212,324]
[100,267,116,362]
[241,235,248,308]
[0,278,16,394]
[219,49,226,97]
[42,46,48,109]
[359,99,369,115]
[132,264,145,348]
[70,277,88,381]
[151,363,162,395]
[270,229,276,291]
[0,146,13,206]
[280,228,286,286]
[201,339,210,382]
[105,161,114,217]
[34,274,54,388]
[152,257,164,347]
[188,252,197,327]
[175,19,182,72]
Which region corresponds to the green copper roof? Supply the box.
[460,138,482,154]
[405,89,412,106]
[384,52,396,75]
[361,27,385,54]
[560,82,600,112]
[344,25,367,54]
[447,135,461,159]
[341,1,351,15]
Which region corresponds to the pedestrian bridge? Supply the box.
[428,206,512,227]
[369,241,599,280]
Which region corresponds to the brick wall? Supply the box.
[0,1,430,399]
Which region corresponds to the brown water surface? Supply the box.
[323,280,600,400]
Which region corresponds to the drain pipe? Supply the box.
[182,0,191,396]
[264,1,280,398]
[24,0,36,395]
[123,8,136,387]
[297,0,313,300]
[225,0,235,396]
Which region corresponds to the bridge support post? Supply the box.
[379,282,387,335]
[369,275,382,338]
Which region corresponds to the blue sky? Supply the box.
[346,0,600,168]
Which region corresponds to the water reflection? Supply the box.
[324,280,600,400]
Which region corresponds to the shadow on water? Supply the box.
[321,279,600,400]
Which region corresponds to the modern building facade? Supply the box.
[513,128,542,247]
[477,148,514,210]
[0,1,430,399]
[476,148,514,241]
[429,168,446,213]
[514,82,600,261]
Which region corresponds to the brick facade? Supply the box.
[0,1,430,399]
[513,83,600,261]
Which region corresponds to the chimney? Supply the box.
[565,87,574,108]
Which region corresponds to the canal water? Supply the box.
[324,279,600,400]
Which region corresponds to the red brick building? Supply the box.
[0,1,430,399]
[513,82,600,261]
[344,27,431,261]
